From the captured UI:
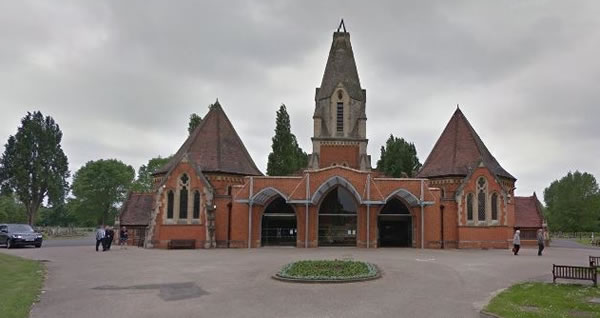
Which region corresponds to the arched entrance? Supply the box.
[378,198,412,247]
[318,187,358,246]
[261,197,296,246]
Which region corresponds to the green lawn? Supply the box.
[0,253,45,318]
[485,282,600,318]
[576,238,597,247]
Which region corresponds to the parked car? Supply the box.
[0,224,43,248]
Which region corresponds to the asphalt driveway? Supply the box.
[2,245,596,318]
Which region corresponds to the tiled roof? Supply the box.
[119,192,153,226]
[515,194,544,228]
[417,108,515,180]
[316,31,364,102]
[155,101,262,176]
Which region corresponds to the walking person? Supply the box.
[95,225,105,252]
[513,229,521,255]
[119,226,128,249]
[105,226,115,251]
[537,228,545,256]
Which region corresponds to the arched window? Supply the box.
[167,190,174,219]
[467,193,474,221]
[193,191,200,219]
[477,177,487,222]
[179,174,189,219]
[491,193,498,221]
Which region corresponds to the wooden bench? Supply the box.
[553,264,597,286]
[167,239,196,249]
[590,256,600,267]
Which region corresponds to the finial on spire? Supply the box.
[456,104,460,109]
[337,19,346,33]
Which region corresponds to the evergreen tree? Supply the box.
[376,134,422,178]
[0,111,70,225]
[544,171,600,232]
[188,113,202,135]
[267,104,308,176]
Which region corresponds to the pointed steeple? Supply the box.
[155,101,262,176]
[316,21,363,101]
[417,108,515,180]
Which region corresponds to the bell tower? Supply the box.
[308,20,371,170]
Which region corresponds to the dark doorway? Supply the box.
[378,198,412,247]
[318,187,357,246]
[261,197,296,246]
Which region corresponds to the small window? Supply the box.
[180,186,188,219]
[167,191,174,219]
[336,102,343,132]
[491,193,498,221]
[193,191,201,219]
[467,193,473,221]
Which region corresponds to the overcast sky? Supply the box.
[1,1,599,199]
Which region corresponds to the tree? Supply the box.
[544,171,600,232]
[376,134,422,178]
[0,111,70,225]
[0,194,27,223]
[71,159,135,225]
[188,113,202,135]
[131,155,172,192]
[266,104,308,176]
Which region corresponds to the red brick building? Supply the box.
[119,26,541,249]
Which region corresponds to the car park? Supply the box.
[0,223,43,248]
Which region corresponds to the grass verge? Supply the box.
[485,282,600,318]
[0,252,45,318]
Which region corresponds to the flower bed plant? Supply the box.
[275,260,379,282]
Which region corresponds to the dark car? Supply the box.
[0,224,43,248]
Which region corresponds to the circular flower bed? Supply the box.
[274,259,380,283]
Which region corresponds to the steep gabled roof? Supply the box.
[417,108,515,180]
[316,29,364,102]
[155,101,262,176]
[515,193,544,228]
[119,192,153,226]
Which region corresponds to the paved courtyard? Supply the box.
[2,243,596,318]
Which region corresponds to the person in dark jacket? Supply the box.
[119,226,128,249]
[104,226,115,251]
[537,229,545,256]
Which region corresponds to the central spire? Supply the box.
[309,23,370,171]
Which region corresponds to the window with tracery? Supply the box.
[179,174,189,219]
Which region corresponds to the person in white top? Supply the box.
[512,230,521,255]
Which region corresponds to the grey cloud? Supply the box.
[1,0,599,199]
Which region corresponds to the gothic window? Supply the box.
[180,186,188,218]
[336,102,344,132]
[167,191,174,219]
[467,193,473,221]
[491,193,498,221]
[179,174,190,219]
[193,191,200,219]
[477,177,487,222]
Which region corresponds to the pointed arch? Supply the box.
[311,176,362,205]
[384,188,420,207]
[251,187,289,206]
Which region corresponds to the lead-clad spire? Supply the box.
[316,21,363,101]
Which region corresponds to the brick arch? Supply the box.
[384,188,421,207]
[251,187,289,206]
[311,176,362,205]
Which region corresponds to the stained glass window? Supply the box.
[167,191,174,219]
[467,193,473,221]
